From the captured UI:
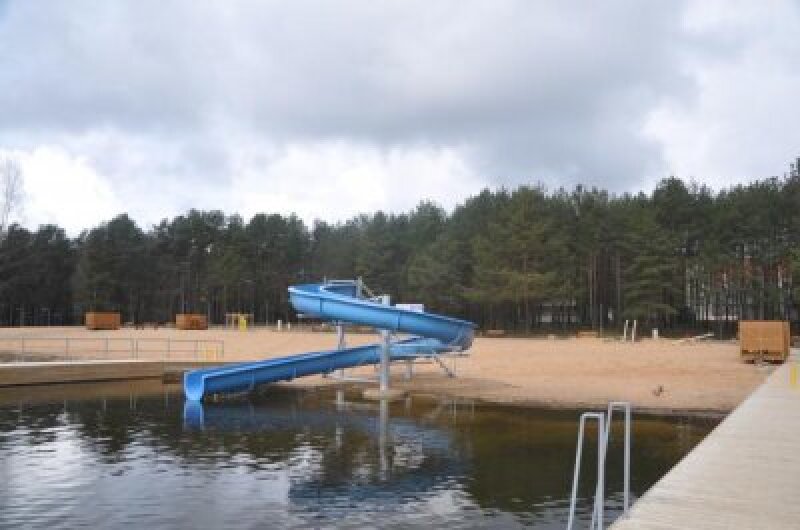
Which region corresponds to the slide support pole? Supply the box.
[379,295,391,394]
[336,323,346,378]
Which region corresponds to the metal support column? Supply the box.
[379,329,391,393]
[335,323,346,378]
[336,324,345,349]
[336,388,345,410]
[379,295,391,394]
[378,397,390,479]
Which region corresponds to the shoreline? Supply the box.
[285,377,734,419]
[0,327,768,416]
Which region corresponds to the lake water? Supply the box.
[0,381,717,529]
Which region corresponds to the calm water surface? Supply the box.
[0,381,717,529]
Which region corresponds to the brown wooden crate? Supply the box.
[175,313,208,330]
[85,312,121,330]
[739,320,789,360]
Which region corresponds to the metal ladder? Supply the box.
[566,401,632,530]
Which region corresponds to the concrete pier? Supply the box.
[613,356,800,529]
[0,360,224,386]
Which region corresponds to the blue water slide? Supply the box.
[183,281,475,401]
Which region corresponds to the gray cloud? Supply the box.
[0,1,798,230]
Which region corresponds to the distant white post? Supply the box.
[623,319,629,341]
[632,319,637,342]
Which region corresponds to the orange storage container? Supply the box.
[85,312,121,330]
[739,320,790,362]
[176,314,208,330]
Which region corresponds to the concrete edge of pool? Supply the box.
[612,348,800,529]
[0,360,226,386]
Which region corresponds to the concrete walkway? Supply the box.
[0,359,224,386]
[613,354,800,529]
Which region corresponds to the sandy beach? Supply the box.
[0,326,769,414]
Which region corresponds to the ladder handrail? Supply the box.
[567,412,606,530]
[606,401,631,514]
[568,401,632,530]
[590,401,632,529]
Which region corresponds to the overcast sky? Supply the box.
[1,1,798,234]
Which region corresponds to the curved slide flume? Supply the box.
[184,281,475,401]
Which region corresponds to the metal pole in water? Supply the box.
[379,397,390,479]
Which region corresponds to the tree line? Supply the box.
[1,164,799,336]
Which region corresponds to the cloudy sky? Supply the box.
[1,1,798,234]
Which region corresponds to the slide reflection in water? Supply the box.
[182,395,465,501]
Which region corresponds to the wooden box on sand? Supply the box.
[176,314,208,330]
[85,312,121,330]
[739,320,790,362]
